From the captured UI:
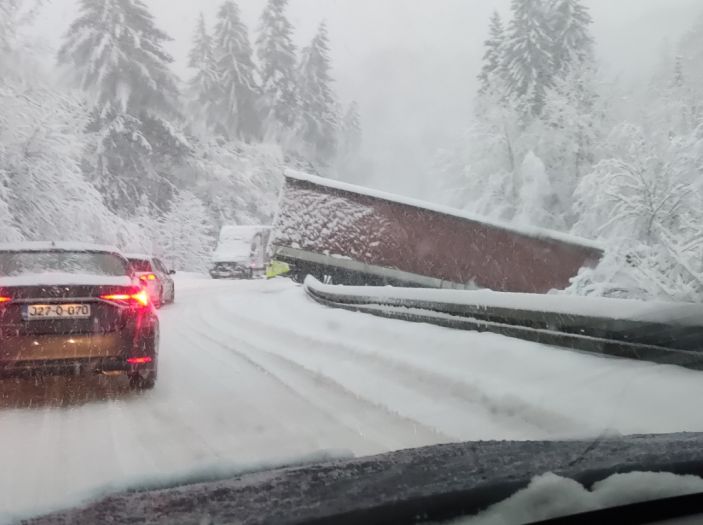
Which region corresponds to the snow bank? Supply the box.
[457,471,703,525]
[305,276,703,326]
[285,169,604,251]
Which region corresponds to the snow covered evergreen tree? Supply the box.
[515,150,558,227]
[1,0,47,72]
[159,190,215,272]
[549,0,593,75]
[478,11,506,94]
[186,12,220,136]
[297,21,338,167]
[189,140,284,226]
[678,12,703,92]
[503,0,555,119]
[0,0,40,53]
[0,79,127,244]
[58,0,189,215]
[58,0,180,118]
[538,62,600,219]
[649,54,701,139]
[213,0,261,142]
[256,0,298,142]
[335,101,366,182]
[0,0,130,244]
[570,123,703,301]
[339,102,362,159]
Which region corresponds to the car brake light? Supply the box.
[127,357,153,364]
[139,273,157,281]
[0,296,11,304]
[132,289,149,307]
[101,289,150,307]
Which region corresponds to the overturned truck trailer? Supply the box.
[270,171,603,293]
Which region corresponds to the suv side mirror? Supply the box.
[169,269,176,275]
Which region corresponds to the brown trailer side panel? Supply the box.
[272,175,603,294]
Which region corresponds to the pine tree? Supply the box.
[672,54,685,88]
[213,0,261,142]
[677,12,703,92]
[335,101,365,181]
[340,101,362,158]
[256,0,298,140]
[187,12,220,135]
[655,54,698,137]
[550,0,593,75]
[503,0,555,119]
[539,61,599,208]
[58,0,180,118]
[58,0,188,215]
[515,150,558,228]
[297,21,338,167]
[0,82,123,244]
[160,190,215,272]
[190,139,283,226]
[1,0,47,72]
[478,11,505,94]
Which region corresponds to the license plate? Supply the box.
[24,304,91,320]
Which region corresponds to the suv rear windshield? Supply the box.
[128,259,153,272]
[0,251,128,277]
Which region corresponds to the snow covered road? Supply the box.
[3,275,703,523]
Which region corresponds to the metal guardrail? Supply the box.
[303,277,703,371]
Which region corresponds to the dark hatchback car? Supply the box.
[0,242,159,390]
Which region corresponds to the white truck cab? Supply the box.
[209,225,271,279]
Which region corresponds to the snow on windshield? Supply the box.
[457,471,703,525]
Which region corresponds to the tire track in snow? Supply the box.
[162,317,339,454]
[203,292,584,440]
[162,300,420,457]
[174,302,451,451]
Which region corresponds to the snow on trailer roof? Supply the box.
[0,241,123,253]
[285,170,604,252]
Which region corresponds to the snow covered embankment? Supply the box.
[304,276,703,371]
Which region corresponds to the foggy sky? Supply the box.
[31,0,703,195]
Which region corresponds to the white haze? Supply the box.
[31,0,702,195]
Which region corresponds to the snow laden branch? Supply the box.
[570,124,703,301]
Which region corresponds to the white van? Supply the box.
[209,225,271,279]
